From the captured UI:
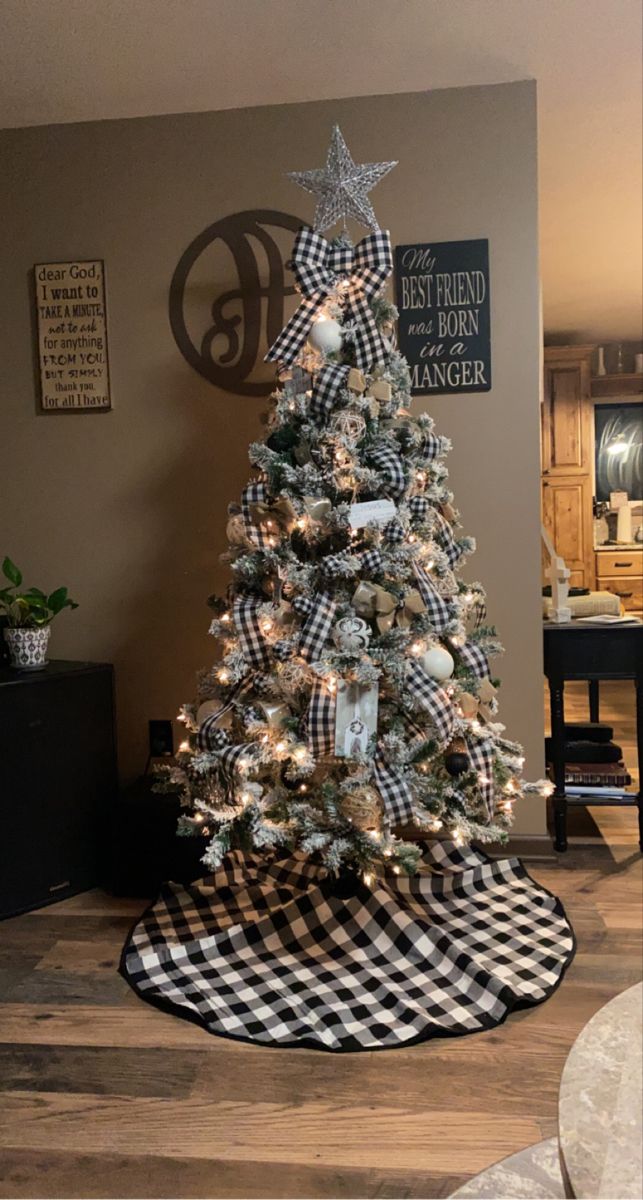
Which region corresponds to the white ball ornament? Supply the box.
[332,616,372,654]
[420,645,455,681]
[308,316,343,354]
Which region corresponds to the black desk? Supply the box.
[543,622,643,852]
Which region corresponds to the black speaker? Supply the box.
[0,660,117,918]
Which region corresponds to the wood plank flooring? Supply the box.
[0,680,641,1199]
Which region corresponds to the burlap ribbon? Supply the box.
[265,226,393,369]
[248,496,297,534]
[353,581,425,634]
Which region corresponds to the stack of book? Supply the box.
[546,722,632,789]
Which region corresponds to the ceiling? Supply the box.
[1,0,641,341]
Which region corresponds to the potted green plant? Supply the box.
[0,557,78,670]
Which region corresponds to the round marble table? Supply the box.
[559,981,643,1199]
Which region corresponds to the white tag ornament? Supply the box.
[349,499,396,529]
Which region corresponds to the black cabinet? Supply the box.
[0,660,117,917]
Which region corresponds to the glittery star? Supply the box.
[287,125,397,233]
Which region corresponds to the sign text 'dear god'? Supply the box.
[34,260,111,413]
[394,239,491,396]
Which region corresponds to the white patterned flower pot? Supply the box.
[4,625,51,670]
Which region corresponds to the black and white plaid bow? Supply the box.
[233,596,272,669]
[309,363,350,422]
[367,441,407,499]
[307,677,336,755]
[299,591,336,662]
[406,659,455,743]
[457,640,490,679]
[374,754,414,825]
[467,737,495,819]
[413,563,454,635]
[265,227,393,370]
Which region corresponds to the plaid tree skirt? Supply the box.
[120,841,575,1052]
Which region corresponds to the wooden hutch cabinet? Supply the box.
[542,345,596,589]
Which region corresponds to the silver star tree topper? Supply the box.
[287,125,397,233]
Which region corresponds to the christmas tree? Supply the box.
[159,126,545,881]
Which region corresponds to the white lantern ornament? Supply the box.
[308,315,343,354]
[420,644,455,681]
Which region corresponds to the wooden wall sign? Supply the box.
[394,239,491,396]
[169,210,301,398]
[34,260,111,413]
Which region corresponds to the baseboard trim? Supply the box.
[483,835,556,861]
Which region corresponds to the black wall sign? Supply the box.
[394,239,491,396]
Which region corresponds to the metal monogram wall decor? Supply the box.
[169,210,302,397]
[34,260,111,413]
[394,239,491,396]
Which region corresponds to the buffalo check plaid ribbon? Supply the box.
[217,742,258,795]
[233,597,271,669]
[241,480,271,549]
[374,754,414,825]
[471,595,487,630]
[265,227,393,370]
[309,363,350,422]
[299,591,336,662]
[197,712,232,752]
[406,659,455,743]
[307,676,336,755]
[422,432,449,461]
[413,564,454,635]
[433,510,464,568]
[457,640,491,679]
[367,441,407,499]
[467,737,496,819]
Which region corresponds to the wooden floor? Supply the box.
[0,682,641,1200]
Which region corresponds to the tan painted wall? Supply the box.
[0,82,545,834]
